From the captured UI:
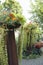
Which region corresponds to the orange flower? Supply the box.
[11,17,16,21]
[9,13,16,21]
[9,13,15,18]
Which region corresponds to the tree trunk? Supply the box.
[6,29,18,65]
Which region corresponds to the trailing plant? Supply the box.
[20,22,42,56]
[0,28,8,65]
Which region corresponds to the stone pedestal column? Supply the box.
[7,29,18,65]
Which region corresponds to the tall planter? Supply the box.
[0,12,21,65]
[6,29,18,65]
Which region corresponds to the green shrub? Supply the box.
[0,28,8,65]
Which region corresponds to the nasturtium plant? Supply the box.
[0,12,21,29]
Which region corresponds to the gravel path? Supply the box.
[19,55,43,65]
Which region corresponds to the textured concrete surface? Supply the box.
[19,55,43,65]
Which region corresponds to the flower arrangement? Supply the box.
[0,11,21,29]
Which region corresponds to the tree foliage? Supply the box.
[3,0,22,14]
[29,0,43,23]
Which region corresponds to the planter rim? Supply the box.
[0,21,21,29]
